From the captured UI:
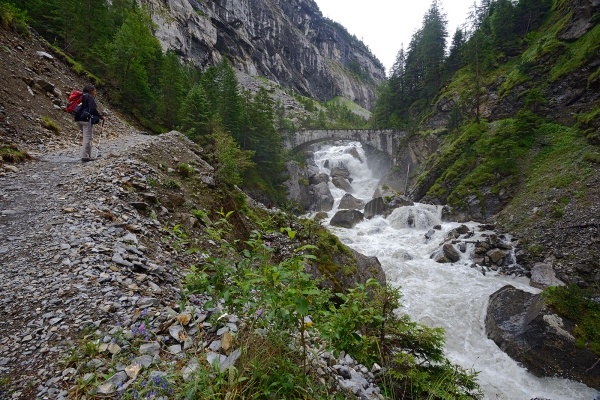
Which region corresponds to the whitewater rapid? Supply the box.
[312,142,598,400]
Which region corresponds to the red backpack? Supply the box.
[66,90,83,114]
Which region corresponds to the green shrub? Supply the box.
[177,163,195,177]
[0,2,28,36]
[162,179,181,190]
[544,284,600,356]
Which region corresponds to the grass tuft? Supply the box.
[0,143,30,163]
[41,116,60,132]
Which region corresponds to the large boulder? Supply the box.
[309,173,329,185]
[530,263,565,289]
[338,194,364,210]
[364,197,387,219]
[304,248,386,294]
[485,285,600,389]
[331,166,350,179]
[312,182,334,212]
[332,176,353,192]
[283,161,312,210]
[442,243,461,262]
[330,210,364,228]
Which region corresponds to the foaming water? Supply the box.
[312,142,598,400]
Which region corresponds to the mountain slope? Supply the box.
[142,0,385,109]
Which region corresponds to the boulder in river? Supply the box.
[485,285,600,389]
[338,193,364,210]
[443,243,461,262]
[330,210,364,228]
[364,197,386,219]
[312,182,334,212]
[332,176,353,193]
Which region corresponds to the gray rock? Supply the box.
[169,325,185,342]
[487,248,508,265]
[486,285,600,389]
[36,51,54,60]
[112,253,133,268]
[132,355,153,368]
[443,244,461,263]
[221,348,241,370]
[338,193,365,210]
[181,358,200,381]
[139,342,161,356]
[363,198,386,219]
[330,210,364,228]
[312,182,334,212]
[332,176,353,192]
[96,371,127,394]
[530,263,565,289]
[425,229,435,239]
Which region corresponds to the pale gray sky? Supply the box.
[314,0,475,74]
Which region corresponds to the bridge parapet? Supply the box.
[283,129,406,162]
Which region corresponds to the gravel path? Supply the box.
[0,131,184,398]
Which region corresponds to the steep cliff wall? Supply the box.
[141,0,385,110]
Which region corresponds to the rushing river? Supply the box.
[311,142,598,400]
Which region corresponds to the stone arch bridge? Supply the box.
[282,129,406,163]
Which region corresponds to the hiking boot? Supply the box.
[81,157,96,162]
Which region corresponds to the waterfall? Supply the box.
[311,142,597,400]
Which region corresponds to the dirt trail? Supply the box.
[0,123,213,399]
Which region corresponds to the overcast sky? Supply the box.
[314,0,475,74]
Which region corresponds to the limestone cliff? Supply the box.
[141,0,385,109]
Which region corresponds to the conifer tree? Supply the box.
[179,83,210,140]
[158,51,184,130]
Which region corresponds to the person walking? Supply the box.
[75,84,105,162]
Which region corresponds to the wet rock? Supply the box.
[443,244,461,262]
[330,210,364,228]
[487,248,508,265]
[312,182,334,212]
[363,197,386,219]
[338,193,364,210]
[486,285,600,389]
[530,263,565,289]
[309,173,329,185]
[332,176,353,192]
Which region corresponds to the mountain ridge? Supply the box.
[141,0,385,110]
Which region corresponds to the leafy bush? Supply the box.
[182,214,482,399]
[177,163,195,177]
[0,2,28,36]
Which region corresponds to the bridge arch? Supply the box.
[282,129,406,163]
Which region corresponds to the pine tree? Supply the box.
[180,83,210,141]
[158,51,184,130]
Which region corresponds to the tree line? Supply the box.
[5,0,287,199]
[372,0,553,129]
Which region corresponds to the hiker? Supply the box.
[75,84,105,162]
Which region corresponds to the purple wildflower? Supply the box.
[141,308,148,317]
[189,294,197,303]
[256,308,263,317]
[139,322,146,334]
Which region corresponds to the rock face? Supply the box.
[485,285,600,389]
[142,0,385,109]
[283,161,312,210]
[330,210,364,228]
[284,162,333,212]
